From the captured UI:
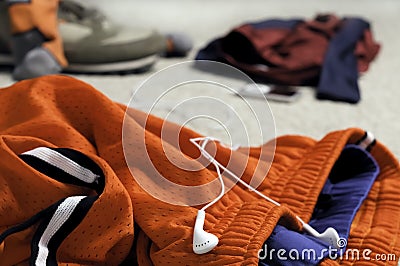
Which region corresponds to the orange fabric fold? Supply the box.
[0,76,399,265]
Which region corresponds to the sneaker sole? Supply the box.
[0,53,158,74]
[66,54,158,74]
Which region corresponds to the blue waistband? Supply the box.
[259,144,379,266]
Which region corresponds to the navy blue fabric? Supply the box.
[317,18,371,103]
[195,38,224,62]
[250,19,303,30]
[258,224,330,265]
[308,144,379,240]
[259,144,379,266]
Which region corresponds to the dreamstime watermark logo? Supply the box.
[122,60,276,206]
[258,237,397,262]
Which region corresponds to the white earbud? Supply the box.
[193,210,219,254]
[190,137,341,254]
[300,222,340,248]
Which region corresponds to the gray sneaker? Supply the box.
[12,46,62,81]
[0,0,166,75]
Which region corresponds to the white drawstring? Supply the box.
[357,131,375,150]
